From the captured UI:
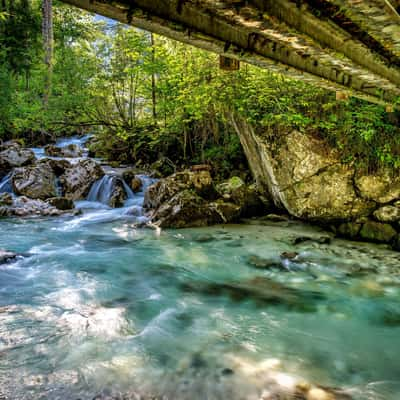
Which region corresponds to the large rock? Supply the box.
[0,193,13,206]
[355,170,400,204]
[0,196,68,217]
[39,158,72,176]
[232,118,375,222]
[0,145,35,176]
[60,159,104,200]
[87,175,128,208]
[149,190,239,228]
[144,170,215,210]
[359,221,397,243]
[216,176,269,217]
[46,197,74,210]
[108,177,127,208]
[44,143,83,158]
[12,164,57,200]
[373,205,400,223]
[144,169,245,228]
[337,221,362,239]
[150,157,176,178]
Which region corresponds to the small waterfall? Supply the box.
[0,172,13,194]
[87,175,135,206]
[87,175,117,205]
[55,177,63,197]
[122,180,134,199]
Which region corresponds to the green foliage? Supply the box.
[0,2,399,175]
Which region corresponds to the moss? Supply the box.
[359,221,397,243]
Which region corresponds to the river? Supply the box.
[0,138,400,400]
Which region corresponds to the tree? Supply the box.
[42,0,53,107]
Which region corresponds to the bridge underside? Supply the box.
[61,0,400,107]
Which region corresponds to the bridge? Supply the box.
[61,0,400,107]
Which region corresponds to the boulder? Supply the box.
[46,197,74,210]
[337,222,362,239]
[355,170,400,204]
[87,175,127,208]
[393,235,400,251]
[121,169,143,193]
[148,190,219,228]
[12,164,57,200]
[359,221,397,243]
[0,140,24,151]
[209,200,241,223]
[373,205,400,223]
[232,118,375,222]
[39,158,72,176]
[216,177,269,217]
[44,143,83,158]
[60,159,104,200]
[148,190,239,228]
[0,193,13,206]
[108,177,127,208]
[150,157,176,177]
[144,170,215,210]
[130,177,143,193]
[0,145,35,175]
[0,196,66,217]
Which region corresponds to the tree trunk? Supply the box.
[150,33,157,122]
[42,0,53,108]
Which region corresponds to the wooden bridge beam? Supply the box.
[60,0,400,107]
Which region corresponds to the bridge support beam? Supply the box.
[61,0,400,107]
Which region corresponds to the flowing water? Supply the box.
[1,139,400,400]
[0,172,13,194]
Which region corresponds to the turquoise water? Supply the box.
[1,212,400,399]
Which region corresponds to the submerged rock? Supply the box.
[12,164,57,200]
[0,249,18,264]
[180,276,324,312]
[247,255,283,270]
[293,236,331,245]
[60,159,104,200]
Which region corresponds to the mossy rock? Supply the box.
[359,221,397,243]
[337,222,362,239]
